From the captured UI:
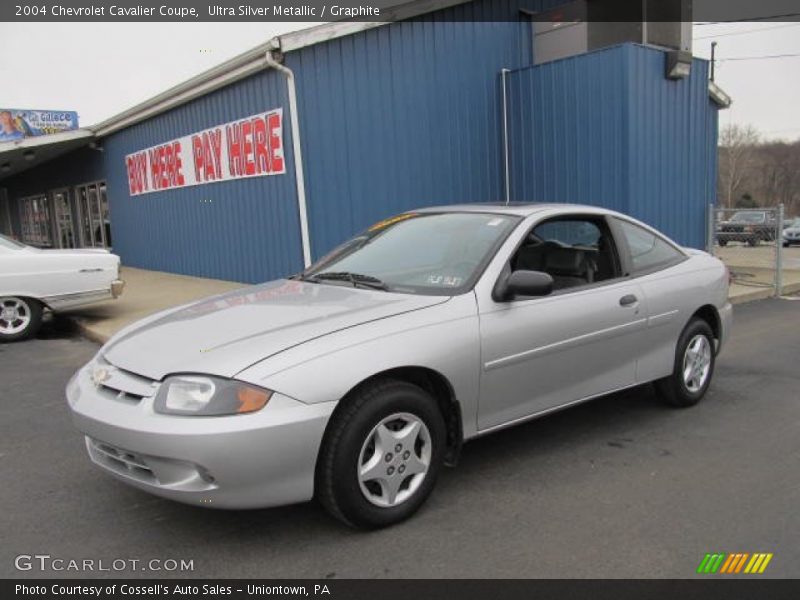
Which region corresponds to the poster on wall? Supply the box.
[125,108,286,196]
[0,108,79,142]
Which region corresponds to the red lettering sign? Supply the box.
[126,109,285,196]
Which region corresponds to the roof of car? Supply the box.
[414,202,615,217]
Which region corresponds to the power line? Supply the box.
[717,52,800,61]
[695,13,800,25]
[694,23,800,39]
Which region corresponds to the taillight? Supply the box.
[724,265,733,286]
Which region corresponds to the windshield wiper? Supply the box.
[306,271,388,290]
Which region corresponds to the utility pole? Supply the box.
[710,41,717,81]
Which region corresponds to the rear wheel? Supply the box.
[0,297,43,343]
[655,318,715,408]
[316,379,446,528]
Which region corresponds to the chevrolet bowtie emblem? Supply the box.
[91,367,110,387]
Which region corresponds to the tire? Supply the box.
[655,318,715,408]
[718,239,728,247]
[747,237,758,247]
[0,297,43,343]
[316,379,446,529]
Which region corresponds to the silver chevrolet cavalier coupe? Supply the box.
[67,204,732,528]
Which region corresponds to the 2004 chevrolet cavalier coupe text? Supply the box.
[67,204,732,528]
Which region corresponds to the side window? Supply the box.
[615,219,685,273]
[510,217,620,291]
[534,220,602,247]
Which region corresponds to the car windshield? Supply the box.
[302,212,519,295]
[0,234,28,250]
[731,212,765,223]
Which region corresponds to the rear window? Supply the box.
[731,212,765,223]
[614,219,685,274]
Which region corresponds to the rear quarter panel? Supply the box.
[635,252,729,383]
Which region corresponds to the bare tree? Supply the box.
[718,124,760,208]
[758,142,800,214]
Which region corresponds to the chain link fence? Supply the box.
[706,205,799,298]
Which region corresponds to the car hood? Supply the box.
[102,279,449,381]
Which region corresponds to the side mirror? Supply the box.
[494,269,554,301]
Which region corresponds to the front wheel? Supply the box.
[316,379,446,528]
[0,297,43,342]
[655,318,715,408]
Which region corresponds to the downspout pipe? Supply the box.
[265,49,313,268]
[500,68,511,205]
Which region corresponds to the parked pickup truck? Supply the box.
[0,234,124,342]
[716,210,777,247]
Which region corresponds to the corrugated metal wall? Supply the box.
[506,44,717,248]
[76,1,717,283]
[507,45,630,213]
[625,45,717,249]
[98,0,546,281]
[101,69,304,283]
[289,0,536,258]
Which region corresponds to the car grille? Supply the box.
[88,438,158,484]
[94,356,158,404]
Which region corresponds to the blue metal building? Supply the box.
[0,0,726,284]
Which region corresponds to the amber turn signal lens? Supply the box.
[236,386,272,413]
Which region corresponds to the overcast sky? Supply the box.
[0,21,798,141]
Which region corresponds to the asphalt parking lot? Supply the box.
[1,299,798,579]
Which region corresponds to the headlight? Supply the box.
[154,375,272,416]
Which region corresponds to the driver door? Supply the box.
[476,214,648,431]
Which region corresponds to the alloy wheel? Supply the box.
[357,412,432,508]
[0,297,32,335]
[682,334,712,393]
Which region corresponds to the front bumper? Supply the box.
[718,301,733,355]
[111,279,125,298]
[716,231,753,242]
[783,233,800,245]
[66,363,335,509]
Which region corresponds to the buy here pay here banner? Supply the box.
[125,108,286,196]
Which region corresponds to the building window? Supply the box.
[19,194,53,247]
[0,188,12,237]
[16,181,110,249]
[75,181,111,248]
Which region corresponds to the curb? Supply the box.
[72,318,112,345]
[729,281,800,305]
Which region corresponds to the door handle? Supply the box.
[619,294,638,307]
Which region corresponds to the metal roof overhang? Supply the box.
[90,0,474,137]
[0,129,95,182]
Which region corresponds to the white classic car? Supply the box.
[0,234,124,342]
